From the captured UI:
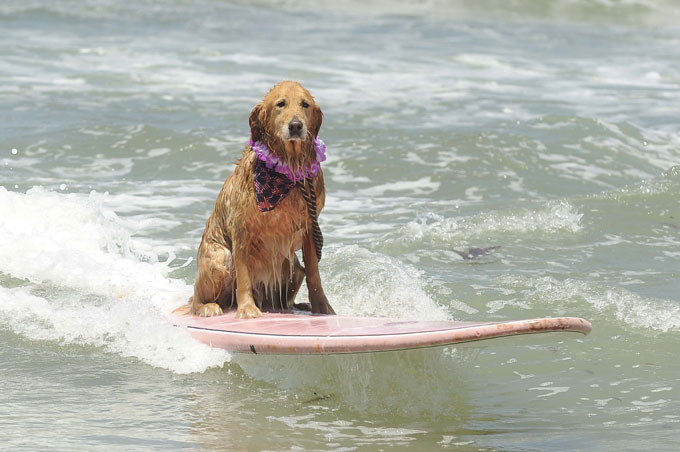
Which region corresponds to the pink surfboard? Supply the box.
[170,306,592,355]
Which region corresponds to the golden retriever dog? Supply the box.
[190,81,335,318]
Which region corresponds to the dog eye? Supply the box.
[301,100,310,108]
[277,100,286,108]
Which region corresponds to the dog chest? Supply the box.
[247,190,308,253]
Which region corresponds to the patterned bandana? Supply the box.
[253,158,296,212]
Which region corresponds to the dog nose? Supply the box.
[288,118,304,136]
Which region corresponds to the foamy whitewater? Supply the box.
[0,187,230,373]
[2,0,680,450]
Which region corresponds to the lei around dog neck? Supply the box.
[248,136,326,183]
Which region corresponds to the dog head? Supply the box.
[249,81,323,165]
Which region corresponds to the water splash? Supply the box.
[320,245,450,320]
[388,200,583,250]
[0,187,230,373]
[499,275,680,332]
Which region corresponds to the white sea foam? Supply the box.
[231,0,680,26]
[454,53,545,78]
[0,286,229,373]
[0,186,171,296]
[499,275,680,332]
[0,186,230,373]
[395,200,583,247]
[354,177,440,197]
[320,245,450,321]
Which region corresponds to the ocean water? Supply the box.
[1,0,679,450]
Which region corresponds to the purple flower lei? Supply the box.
[248,136,327,183]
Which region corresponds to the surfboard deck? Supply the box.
[169,305,592,355]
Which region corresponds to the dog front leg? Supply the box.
[302,232,335,315]
[233,244,263,319]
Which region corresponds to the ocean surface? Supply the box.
[2,1,679,450]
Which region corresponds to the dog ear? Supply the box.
[249,102,265,142]
[309,104,323,138]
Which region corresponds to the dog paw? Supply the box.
[312,300,336,315]
[293,302,312,312]
[196,303,223,317]
[237,302,263,319]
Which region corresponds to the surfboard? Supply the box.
[169,306,592,355]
